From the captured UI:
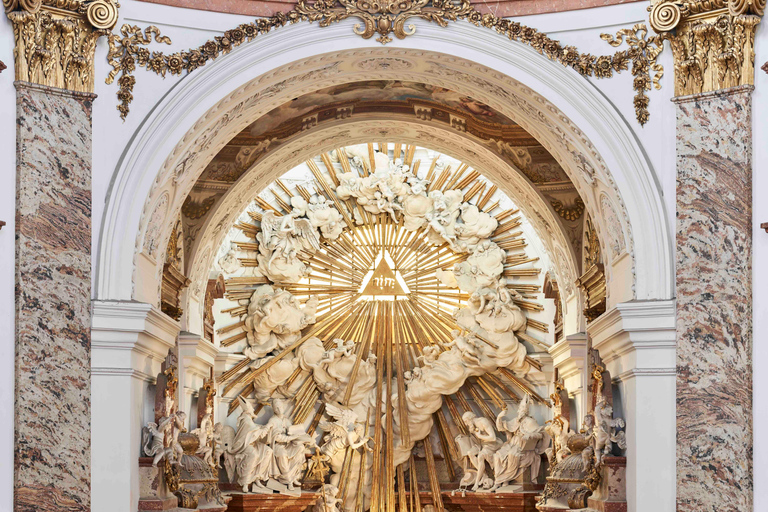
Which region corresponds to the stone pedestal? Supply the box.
[14,81,94,511]
[587,457,627,512]
[675,85,753,511]
[138,458,178,511]
[225,492,320,512]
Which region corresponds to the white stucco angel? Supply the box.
[256,209,319,283]
[302,194,344,240]
[593,396,626,465]
[492,394,548,489]
[319,404,372,487]
[313,484,343,512]
[217,242,241,274]
[243,285,318,360]
[424,190,463,247]
[142,415,174,467]
[192,404,215,467]
[167,411,187,466]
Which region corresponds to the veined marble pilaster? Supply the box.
[15,81,95,512]
[675,85,753,512]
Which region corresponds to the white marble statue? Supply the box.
[192,404,215,467]
[142,416,174,467]
[256,208,320,283]
[318,404,372,488]
[455,411,502,491]
[211,423,224,468]
[224,397,273,492]
[313,484,343,512]
[167,411,187,466]
[267,398,316,491]
[424,190,463,247]
[492,394,548,489]
[593,396,626,465]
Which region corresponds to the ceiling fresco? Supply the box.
[183,80,585,273]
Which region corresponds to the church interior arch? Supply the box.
[91,35,676,512]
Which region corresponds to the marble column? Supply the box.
[675,85,753,512]
[15,81,95,511]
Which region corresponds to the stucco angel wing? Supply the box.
[294,218,321,253]
[259,211,281,244]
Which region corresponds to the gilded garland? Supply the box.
[105,0,665,124]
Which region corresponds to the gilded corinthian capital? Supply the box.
[4,0,118,92]
[649,0,764,95]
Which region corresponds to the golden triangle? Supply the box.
[361,257,407,296]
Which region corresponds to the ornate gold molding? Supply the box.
[105,3,666,124]
[4,0,118,92]
[649,0,764,95]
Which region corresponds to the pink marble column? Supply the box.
[14,81,94,512]
[675,85,753,512]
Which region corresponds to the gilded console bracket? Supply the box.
[649,0,764,96]
[3,0,118,92]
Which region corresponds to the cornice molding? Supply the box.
[548,333,588,382]
[589,299,675,367]
[91,300,180,361]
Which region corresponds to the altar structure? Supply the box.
[1,0,766,511]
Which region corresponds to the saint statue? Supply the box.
[492,394,548,490]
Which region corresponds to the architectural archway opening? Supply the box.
[91,40,674,512]
[162,140,601,511]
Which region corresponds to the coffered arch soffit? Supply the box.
[97,29,672,310]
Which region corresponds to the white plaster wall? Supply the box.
[0,10,16,511]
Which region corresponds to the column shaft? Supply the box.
[15,82,95,511]
[675,85,753,511]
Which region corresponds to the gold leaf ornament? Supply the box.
[104,0,667,124]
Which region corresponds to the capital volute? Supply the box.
[4,0,119,92]
[648,0,764,95]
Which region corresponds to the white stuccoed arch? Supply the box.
[96,19,673,306]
